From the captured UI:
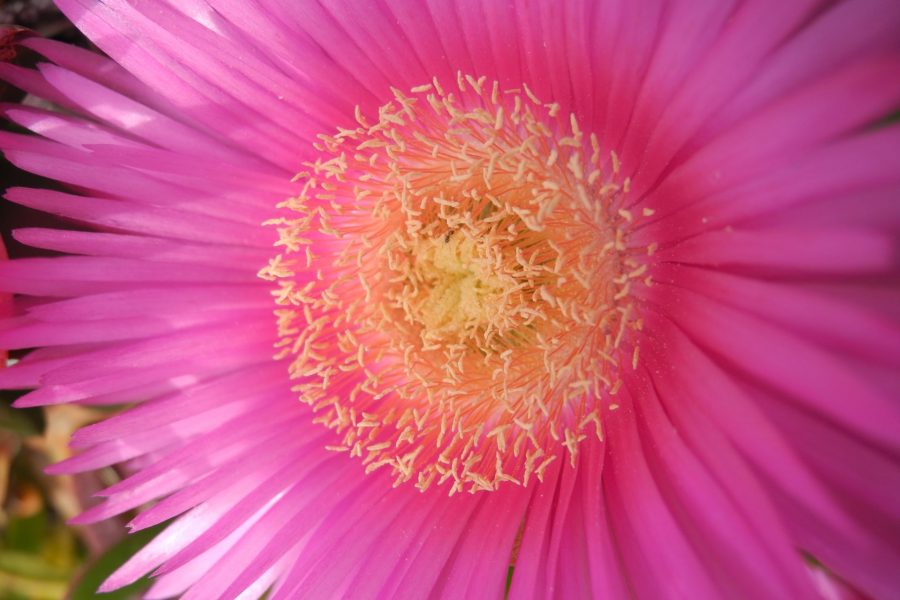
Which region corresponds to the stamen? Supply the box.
[260,76,654,493]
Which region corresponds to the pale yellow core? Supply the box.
[408,234,510,341]
[259,74,654,495]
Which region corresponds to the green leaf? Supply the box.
[3,510,49,554]
[0,571,69,600]
[0,550,70,580]
[0,397,42,436]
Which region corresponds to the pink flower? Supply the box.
[2,1,899,598]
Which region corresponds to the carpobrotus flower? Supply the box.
[262,81,648,493]
[1,1,899,598]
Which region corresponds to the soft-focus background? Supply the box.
[1,3,156,598]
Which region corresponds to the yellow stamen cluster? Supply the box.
[259,74,653,494]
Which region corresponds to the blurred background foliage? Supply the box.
[1,2,155,598]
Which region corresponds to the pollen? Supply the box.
[259,75,653,494]
[405,234,512,340]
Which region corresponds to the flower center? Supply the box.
[260,75,653,494]
[405,234,511,341]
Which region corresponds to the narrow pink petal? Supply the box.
[101,485,274,592]
[754,391,900,538]
[157,448,338,578]
[665,266,900,364]
[710,0,900,135]
[576,436,632,598]
[508,456,583,598]
[0,135,273,224]
[12,228,269,269]
[753,187,900,231]
[37,62,258,161]
[0,312,242,349]
[202,0,381,113]
[617,0,734,168]
[602,395,721,598]
[669,54,900,192]
[70,411,298,522]
[643,320,897,594]
[507,459,564,598]
[55,0,317,165]
[635,0,823,182]
[128,431,325,532]
[658,285,900,453]
[638,127,900,246]
[635,376,817,596]
[53,403,250,477]
[0,257,252,298]
[429,485,534,599]
[273,486,426,600]
[659,227,895,274]
[2,104,145,150]
[70,363,282,447]
[771,474,900,599]
[343,494,471,600]
[0,62,82,111]
[20,36,189,119]
[14,321,272,406]
[0,347,96,390]
[185,465,387,599]
[365,494,481,599]
[6,188,272,247]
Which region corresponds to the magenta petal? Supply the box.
[660,227,895,275]
[636,374,817,596]
[661,285,900,454]
[574,436,631,598]
[602,396,721,598]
